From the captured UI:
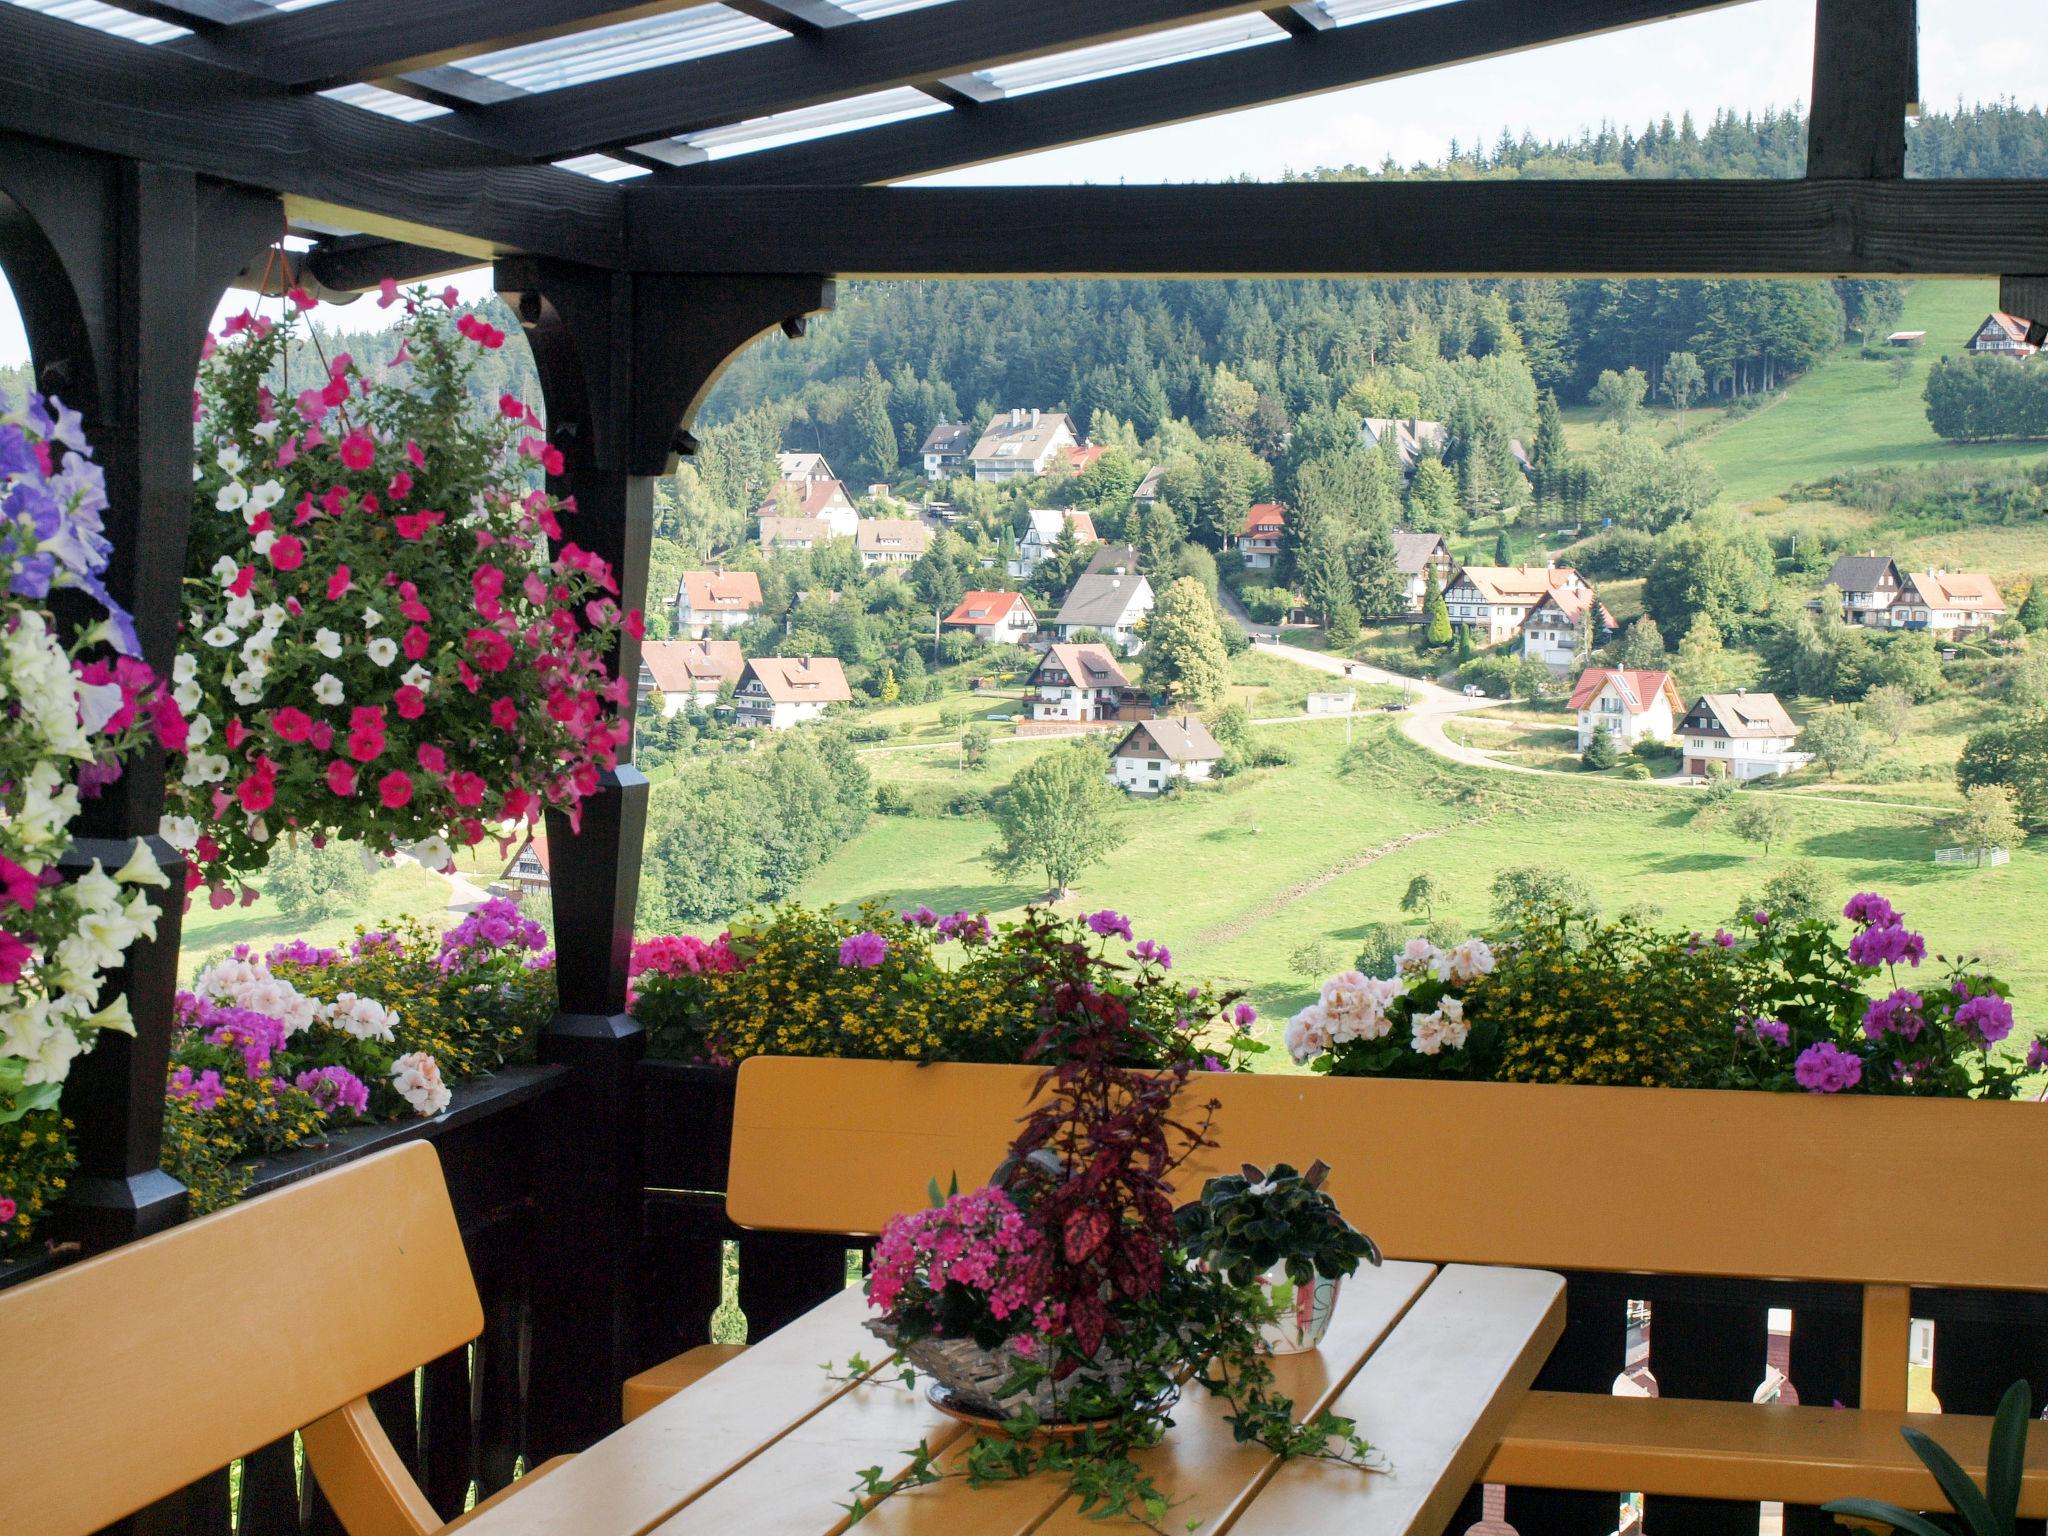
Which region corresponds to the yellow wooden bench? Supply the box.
[0,1142,568,1536]
[629,1056,2048,1517]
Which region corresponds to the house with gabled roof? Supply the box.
[943,590,1037,645]
[1895,569,2007,635]
[1131,465,1164,506]
[776,451,835,485]
[674,569,763,638]
[1237,503,1285,570]
[969,409,1078,482]
[1027,643,1134,723]
[1825,553,1906,627]
[1523,583,1616,671]
[639,639,745,716]
[1010,507,1099,580]
[1570,668,1682,751]
[1110,715,1222,795]
[918,423,975,481]
[1965,311,2041,359]
[756,477,858,537]
[499,831,551,899]
[855,518,931,567]
[1360,417,1447,476]
[1443,565,1586,645]
[1679,690,1807,781]
[1054,572,1154,655]
[1084,543,1141,579]
[734,656,851,730]
[1391,530,1454,613]
[757,515,838,554]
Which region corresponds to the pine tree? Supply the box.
[1530,390,1568,507]
[1494,530,1511,565]
[1349,522,1404,619]
[2019,580,2048,633]
[1421,564,1454,649]
[1300,516,1355,629]
[1408,457,1459,527]
[852,360,898,481]
[1582,725,1621,770]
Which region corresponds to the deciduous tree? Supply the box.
[1947,783,2025,865]
[1145,576,1232,712]
[984,743,1129,899]
[1730,796,1795,857]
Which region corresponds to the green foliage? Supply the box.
[1730,795,1796,855]
[1582,427,1720,531]
[1575,526,1657,579]
[1589,367,1648,428]
[1660,350,1706,423]
[1177,1162,1381,1287]
[1145,577,1231,712]
[983,743,1129,897]
[960,724,992,770]
[1823,1381,2034,1536]
[1400,871,1444,922]
[1956,718,2048,824]
[1801,709,1875,779]
[262,840,373,924]
[1947,783,2025,863]
[1641,515,1773,635]
[1420,564,1453,648]
[1732,859,1834,926]
[1490,865,1600,925]
[1923,353,2048,442]
[1581,727,1621,770]
[2019,580,2048,632]
[1861,683,1917,745]
[1611,616,1668,669]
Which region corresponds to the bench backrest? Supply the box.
[0,1142,481,1536]
[727,1058,2048,1292]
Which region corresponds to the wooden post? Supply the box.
[496,261,831,1454]
[1807,0,1916,180]
[0,137,276,1248]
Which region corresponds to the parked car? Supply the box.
[1461,684,1487,698]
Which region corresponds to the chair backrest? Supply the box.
[727,1058,2048,1292]
[0,1142,482,1536]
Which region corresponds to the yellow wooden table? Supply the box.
[459,1261,1563,1536]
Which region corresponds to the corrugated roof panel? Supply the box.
[649,85,947,162]
[552,153,654,182]
[455,4,782,94]
[5,0,188,44]
[319,83,452,121]
[979,13,1288,95]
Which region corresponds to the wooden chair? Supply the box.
[629,1056,2048,1516]
[0,1142,568,1536]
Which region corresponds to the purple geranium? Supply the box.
[1086,909,1133,941]
[936,911,990,944]
[1752,1017,1791,1049]
[1847,921,1926,969]
[168,1066,226,1112]
[1793,1041,1864,1094]
[899,905,939,928]
[838,931,888,969]
[1954,993,2015,1046]
[1861,989,1924,1042]
[1132,938,1172,969]
[1843,892,1899,929]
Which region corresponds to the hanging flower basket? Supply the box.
[167,286,641,904]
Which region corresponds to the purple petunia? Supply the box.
[1086,909,1133,941]
[1954,993,2015,1046]
[294,1065,371,1117]
[838,931,888,969]
[1794,1041,1864,1094]
[1862,989,1925,1042]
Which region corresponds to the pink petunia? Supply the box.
[393,687,426,721]
[326,565,352,601]
[417,743,447,775]
[339,430,375,471]
[377,277,400,308]
[0,929,30,984]
[378,771,414,810]
[402,625,431,661]
[270,707,313,743]
[326,760,358,797]
[269,534,304,572]
[448,771,486,808]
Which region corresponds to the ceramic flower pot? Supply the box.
[1253,1263,1343,1354]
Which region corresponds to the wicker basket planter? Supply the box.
[866,1317,1154,1425]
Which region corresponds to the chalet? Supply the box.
[943,590,1038,645]
[1027,643,1135,722]
[756,478,858,537]
[1084,542,1142,579]
[1237,503,1285,570]
[1965,311,2041,359]
[1063,443,1107,475]
[1570,668,1682,751]
[918,423,975,481]
[673,570,763,637]
[1523,583,1615,671]
[1359,417,1447,476]
[855,518,931,567]
[638,639,744,716]
[776,451,835,485]
[499,832,550,900]
[1680,691,1807,781]
[969,409,1078,482]
[1391,530,1454,613]
[734,656,851,731]
[1443,565,1585,645]
[1131,465,1165,506]
[1054,572,1155,655]
[1825,553,1906,627]
[757,516,837,554]
[1110,715,1223,795]
[1895,569,2007,635]
[1010,508,1099,579]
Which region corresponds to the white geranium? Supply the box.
[191,954,325,1036]
[1410,996,1470,1057]
[1284,1002,1334,1065]
[1397,936,1449,982]
[1321,970,1402,1044]
[330,990,398,1043]
[390,1052,452,1117]
[1445,937,1495,986]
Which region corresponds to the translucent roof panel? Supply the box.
[641,86,947,164]
[552,154,654,183]
[454,5,784,95]
[319,83,452,123]
[979,13,1289,96]
[5,0,188,44]
[836,0,957,15]
[1318,0,1463,23]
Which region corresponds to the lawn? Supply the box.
[176,858,459,982]
[797,719,2048,1068]
[1697,280,2048,506]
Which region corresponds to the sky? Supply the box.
[0,0,2041,367]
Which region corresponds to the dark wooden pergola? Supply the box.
[4,0,2044,1460]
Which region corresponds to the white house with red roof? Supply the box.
[1569,668,1682,751]
[943,590,1038,645]
[1026,643,1135,722]
[1444,565,1587,645]
[674,569,763,637]
[1237,503,1285,570]
[1523,582,1616,670]
[755,477,858,537]
[1010,507,1099,580]
[1965,311,2041,359]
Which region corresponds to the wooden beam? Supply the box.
[723,0,860,32]
[93,0,269,29]
[167,1,706,92]
[1264,3,1333,38]
[660,0,1756,186]
[447,0,1277,161]
[0,5,625,264]
[1807,0,1916,178]
[621,180,2048,277]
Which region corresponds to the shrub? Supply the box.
[846,723,895,743]
[1581,728,1620,771]
[262,839,372,924]
[1620,761,1652,780]
[1573,526,1656,579]
[875,784,914,815]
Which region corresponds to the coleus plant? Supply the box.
[167,286,639,904]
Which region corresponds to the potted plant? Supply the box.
[1177,1159,1381,1354]
[1823,1380,2032,1535]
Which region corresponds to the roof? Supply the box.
[1688,692,1800,740]
[1978,311,2035,345]
[642,639,744,693]
[756,479,851,520]
[944,590,1034,627]
[1530,584,1613,628]
[1824,554,1900,592]
[1133,466,1165,501]
[758,516,836,546]
[855,518,932,555]
[1026,507,1099,545]
[679,570,763,612]
[920,423,975,456]
[1056,572,1153,628]
[739,656,852,706]
[1116,714,1222,763]
[1064,443,1107,473]
[502,831,550,882]
[776,451,833,482]
[1085,543,1142,578]
[1243,503,1286,535]
[1449,565,1580,604]
[970,410,1076,466]
[1033,643,1131,691]
[1568,668,1680,715]
[1360,418,1447,467]
[1391,530,1449,575]
[1903,570,2006,611]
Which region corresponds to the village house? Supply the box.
[1443,565,1586,645]
[1679,690,1808,781]
[776,451,836,485]
[1085,543,1142,578]
[1109,714,1223,795]
[498,832,550,901]
[673,569,763,638]
[1359,417,1447,476]
[918,423,975,481]
[855,518,931,568]
[1522,582,1616,671]
[969,408,1078,482]
[1964,311,2041,359]
[1894,569,2007,635]
[1569,667,1682,751]
[757,515,836,554]
[1391,530,1454,613]
[943,590,1038,645]
[638,639,745,716]
[733,656,851,731]
[1236,503,1285,570]
[1054,572,1155,655]
[755,478,858,537]
[1026,643,1136,722]
[1009,507,1099,579]
[1825,553,1906,627]
[1131,464,1164,506]
[1063,443,1106,475]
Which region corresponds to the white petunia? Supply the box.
[248,479,285,512]
[216,481,249,512]
[209,557,239,587]
[228,671,266,705]
[113,840,170,889]
[314,673,345,706]
[260,604,287,630]
[217,444,245,476]
[361,607,383,629]
[250,418,280,442]
[225,594,257,629]
[252,529,277,556]
[313,628,344,660]
[201,624,239,649]
[365,637,399,668]
[181,751,230,786]
[159,814,201,852]
[399,664,432,693]
[183,713,212,748]
[407,834,454,872]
